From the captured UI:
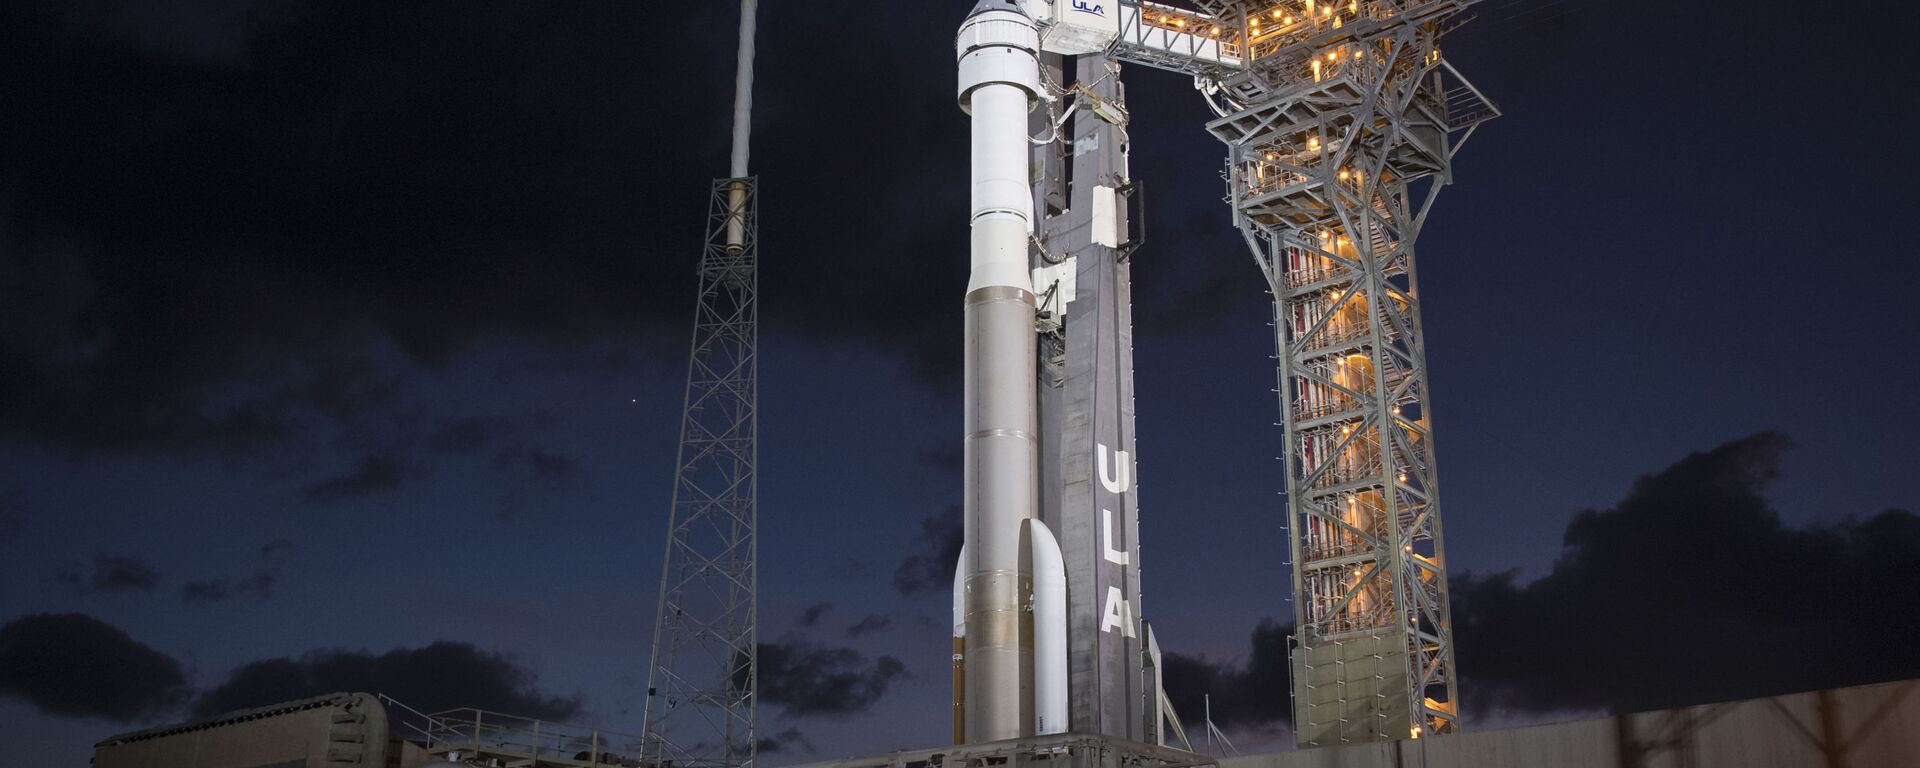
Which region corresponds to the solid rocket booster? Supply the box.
[956,0,1043,745]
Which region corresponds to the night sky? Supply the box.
[4,1,1920,765]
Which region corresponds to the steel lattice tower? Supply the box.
[1195,0,1495,747]
[1091,0,1493,746]
[643,2,760,766]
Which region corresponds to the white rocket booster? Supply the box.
[953,0,1067,744]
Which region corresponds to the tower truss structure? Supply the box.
[1099,0,1497,747]
[643,176,760,768]
[644,1,760,765]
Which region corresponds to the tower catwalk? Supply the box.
[642,1,760,766]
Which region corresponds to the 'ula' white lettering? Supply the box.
[1097,443,1131,494]
[1100,586,1136,637]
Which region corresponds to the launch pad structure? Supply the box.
[642,0,1493,764]
[944,0,1495,757]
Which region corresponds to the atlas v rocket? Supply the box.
[953,0,1159,747]
[955,0,1050,743]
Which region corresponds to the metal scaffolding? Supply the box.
[642,176,760,768]
[1102,0,1496,748]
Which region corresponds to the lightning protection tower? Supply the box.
[643,2,761,767]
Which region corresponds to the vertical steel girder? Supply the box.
[1197,4,1494,747]
[644,177,760,768]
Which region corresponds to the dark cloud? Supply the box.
[182,538,295,603]
[0,0,971,457]
[845,613,893,638]
[795,602,831,629]
[430,417,494,453]
[0,613,189,722]
[58,554,162,594]
[893,509,961,597]
[1161,618,1294,729]
[488,445,585,493]
[0,0,1252,460]
[0,1,723,454]
[527,450,582,486]
[1452,432,1920,717]
[300,452,410,502]
[755,726,815,755]
[757,640,907,717]
[196,641,582,720]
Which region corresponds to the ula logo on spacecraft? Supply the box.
[1069,0,1107,16]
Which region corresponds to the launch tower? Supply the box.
[1098,0,1496,746]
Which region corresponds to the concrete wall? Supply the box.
[1219,678,1920,768]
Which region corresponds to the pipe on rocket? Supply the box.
[956,0,1043,745]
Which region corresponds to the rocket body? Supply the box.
[956,0,1043,745]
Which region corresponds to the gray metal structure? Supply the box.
[1030,52,1160,743]
[1090,0,1496,748]
[643,2,760,766]
[793,732,1215,768]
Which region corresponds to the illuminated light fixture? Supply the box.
[1211,26,1221,36]
[1328,51,1338,61]
[1265,151,1276,160]
[1338,168,1350,180]
[1354,50,1364,59]
[1175,18,1186,27]
[1309,136,1321,150]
